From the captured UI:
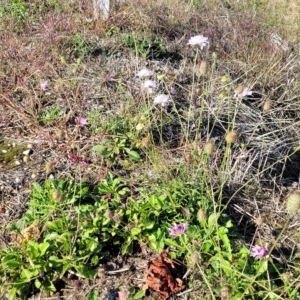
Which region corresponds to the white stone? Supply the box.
[93,0,110,20]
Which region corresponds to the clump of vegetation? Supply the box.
[1,0,300,299]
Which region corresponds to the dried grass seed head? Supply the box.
[286,191,300,216]
[225,130,239,144]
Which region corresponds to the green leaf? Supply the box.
[133,290,145,299]
[130,227,141,236]
[208,213,219,227]
[8,288,18,300]
[124,148,140,161]
[92,145,105,152]
[39,242,50,256]
[88,290,99,300]
[20,268,34,281]
[76,265,97,279]
[164,238,179,247]
[256,259,269,275]
[34,278,42,289]
[2,254,22,268]
[218,227,232,260]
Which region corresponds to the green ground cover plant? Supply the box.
[1,0,300,299]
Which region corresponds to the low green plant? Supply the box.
[38,106,65,126]
[71,33,93,58]
[93,132,141,165]
[123,33,165,58]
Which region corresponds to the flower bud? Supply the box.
[286,191,300,216]
[203,141,215,155]
[263,99,272,112]
[225,130,239,144]
[199,60,208,75]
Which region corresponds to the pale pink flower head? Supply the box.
[234,87,253,98]
[170,86,177,95]
[250,244,269,259]
[77,117,88,127]
[137,68,154,78]
[188,35,209,49]
[170,223,188,236]
[153,94,170,107]
[118,289,129,300]
[143,80,158,94]
[41,81,48,91]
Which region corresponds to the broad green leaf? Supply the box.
[256,259,268,275]
[133,290,145,299]
[130,227,141,236]
[92,145,105,152]
[88,290,99,300]
[20,268,34,281]
[39,242,50,256]
[8,288,18,300]
[34,278,42,289]
[124,148,140,161]
[76,265,97,279]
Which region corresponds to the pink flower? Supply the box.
[41,81,48,91]
[234,87,253,98]
[170,86,177,95]
[187,35,209,49]
[153,94,170,107]
[118,289,129,300]
[136,68,154,78]
[170,223,188,236]
[77,117,88,127]
[143,80,158,93]
[250,244,269,259]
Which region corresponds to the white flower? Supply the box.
[41,81,48,90]
[187,35,209,49]
[136,68,154,78]
[143,80,158,93]
[153,94,170,107]
[234,86,253,98]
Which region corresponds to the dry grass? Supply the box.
[1,0,300,298]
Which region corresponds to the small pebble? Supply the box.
[48,174,54,180]
[12,142,16,147]
[23,149,31,155]
[15,177,21,183]
[1,150,7,153]
[15,160,21,165]
[31,173,37,179]
[27,144,33,149]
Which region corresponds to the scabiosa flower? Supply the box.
[170,86,177,95]
[118,289,129,300]
[41,81,48,91]
[77,117,88,127]
[234,85,253,97]
[188,35,209,49]
[153,94,170,107]
[250,244,269,259]
[136,68,154,78]
[143,80,158,93]
[170,223,188,236]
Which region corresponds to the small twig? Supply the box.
[106,266,131,275]
[182,268,191,280]
[176,288,193,296]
